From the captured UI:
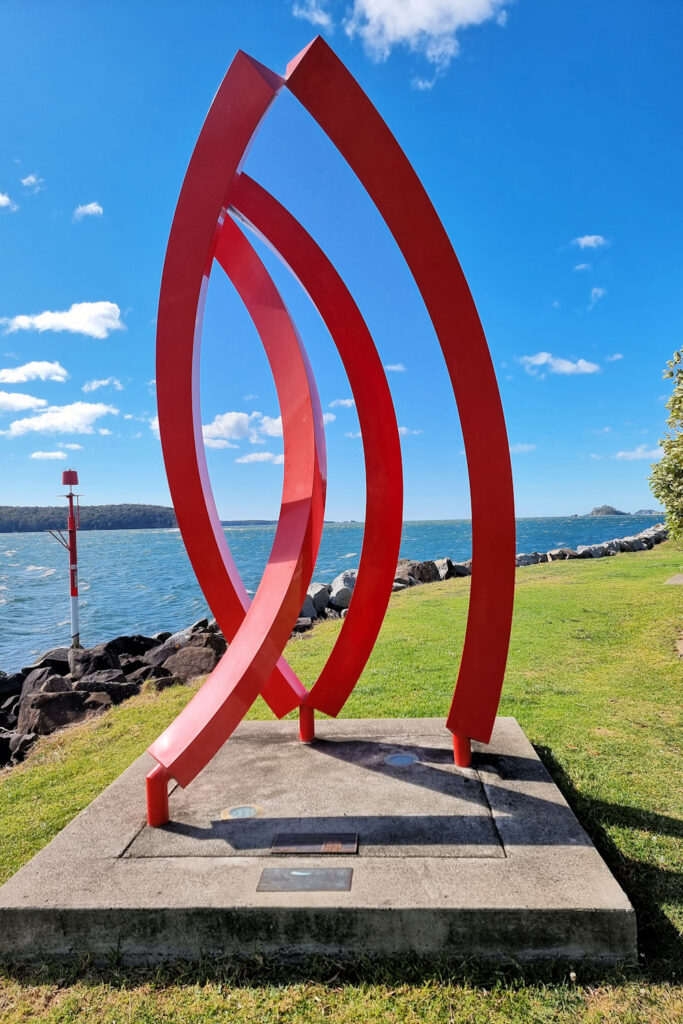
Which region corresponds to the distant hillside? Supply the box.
[0,506,285,533]
[0,504,178,533]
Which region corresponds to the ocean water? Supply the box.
[0,515,661,672]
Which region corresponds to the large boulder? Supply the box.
[547,548,579,561]
[451,561,472,577]
[329,570,358,610]
[73,668,126,687]
[162,645,220,683]
[394,572,420,588]
[103,634,161,658]
[0,672,24,700]
[292,617,313,633]
[300,594,318,620]
[20,667,70,699]
[576,543,615,558]
[307,582,331,614]
[82,691,114,714]
[126,664,170,684]
[68,643,120,680]
[73,674,138,704]
[186,630,227,658]
[515,552,540,567]
[433,557,455,580]
[17,691,87,735]
[22,647,70,676]
[0,729,13,766]
[397,559,441,584]
[9,732,37,763]
[0,695,19,730]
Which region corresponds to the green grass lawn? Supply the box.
[0,541,681,1022]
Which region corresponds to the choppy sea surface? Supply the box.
[0,516,661,672]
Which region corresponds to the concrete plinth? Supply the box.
[0,717,636,964]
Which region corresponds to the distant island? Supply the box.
[0,505,283,533]
[589,505,627,516]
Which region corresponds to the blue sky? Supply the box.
[1,0,680,520]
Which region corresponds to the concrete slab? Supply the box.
[664,574,683,585]
[0,717,636,964]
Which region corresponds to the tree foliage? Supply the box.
[649,348,683,539]
[0,504,178,533]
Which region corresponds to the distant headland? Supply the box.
[0,505,281,533]
[585,505,660,517]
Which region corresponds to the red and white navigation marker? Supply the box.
[47,469,82,649]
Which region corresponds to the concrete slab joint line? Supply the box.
[0,718,636,964]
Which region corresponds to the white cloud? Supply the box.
[82,377,123,393]
[0,360,69,383]
[330,398,355,408]
[323,412,336,425]
[574,263,591,271]
[345,0,507,72]
[0,192,18,211]
[149,415,160,439]
[605,353,623,362]
[0,391,48,412]
[0,301,124,339]
[4,401,118,437]
[519,352,600,376]
[203,411,260,445]
[510,443,536,454]
[20,173,44,193]
[243,393,259,401]
[615,444,660,461]
[589,453,604,460]
[57,442,82,450]
[73,201,103,221]
[98,427,112,435]
[589,287,606,310]
[292,1,333,28]
[412,76,437,90]
[257,414,283,438]
[572,235,607,249]
[384,363,406,372]
[345,431,362,438]
[204,438,237,450]
[30,450,67,460]
[398,425,423,435]
[235,451,284,465]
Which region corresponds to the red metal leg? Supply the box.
[146,763,170,827]
[452,733,472,768]
[299,704,315,743]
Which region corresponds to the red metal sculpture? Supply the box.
[148,37,515,827]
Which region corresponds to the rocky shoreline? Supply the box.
[0,522,668,770]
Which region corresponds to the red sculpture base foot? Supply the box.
[452,732,472,768]
[146,763,170,827]
[299,704,315,743]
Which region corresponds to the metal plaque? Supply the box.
[270,832,358,855]
[257,868,353,892]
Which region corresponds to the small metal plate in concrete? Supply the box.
[271,833,358,855]
[257,868,353,892]
[0,717,637,964]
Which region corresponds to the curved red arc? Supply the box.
[150,216,325,786]
[228,172,403,716]
[284,37,516,745]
